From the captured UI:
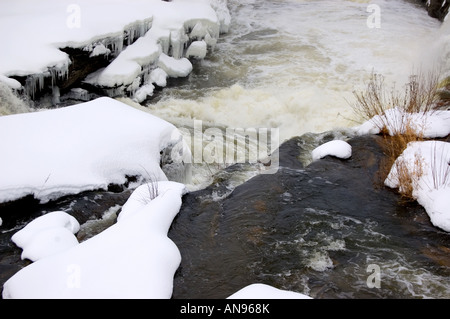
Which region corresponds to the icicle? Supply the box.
[67,88,90,101]
[126,76,142,97]
[106,36,124,57]
[50,62,70,87]
[24,73,45,99]
[105,86,125,97]
[125,18,152,46]
[170,29,188,59]
[52,86,60,105]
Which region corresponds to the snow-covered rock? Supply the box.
[2,181,186,299]
[11,211,80,262]
[312,140,352,161]
[0,0,230,99]
[157,54,193,78]
[354,108,450,138]
[0,97,190,204]
[186,40,208,59]
[385,141,450,232]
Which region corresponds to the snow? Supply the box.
[2,181,187,299]
[0,75,22,90]
[353,107,450,232]
[157,54,194,78]
[11,211,80,262]
[87,36,161,88]
[385,141,450,232]
[2,182,316,299]
[133,84,155,103]
[0,97,189,204]
[148,68,168,87]
[0,0,229,96]
[311,140,352,161]
[227,284,313,299]
[354,108,450,138]
[89,44,111,58]
[186,40,208,59]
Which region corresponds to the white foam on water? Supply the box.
[145,0,442,142]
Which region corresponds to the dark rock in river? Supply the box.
[169,134,450,299]
[420,0,450,21]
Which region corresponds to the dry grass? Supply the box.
[376,125,424,199]
[350,69,443,201]
[350,70,441,132]
[390,153,424,201]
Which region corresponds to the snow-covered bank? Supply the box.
[3,182,309,299]
[0,0,230,102]
[385,141,450,232]
[0,97,191,204]
[2,182,187,299]
[353,109,450,232]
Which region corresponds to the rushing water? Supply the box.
[130,0,444,190]
[144,0,441,138]
[1,0,449,299]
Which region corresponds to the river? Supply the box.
[1,0,449,299]
[131,0,444,190]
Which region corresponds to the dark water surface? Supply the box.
[169,135,450,299]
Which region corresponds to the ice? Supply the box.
[0,0,227,99]
[89,44,111,58]
[88,36,161,88]
[124,18,153,46]
[24,73,45,99]
[2,181,187,299]
[170,29,189,60]
[209,0,231,34]
[186,40,208,59]
[0,97,189,204]
[158,54,193,78]
[133,84,155,103]
[311,140,352,161]
[65,88,90,101]
[148,68,168,87]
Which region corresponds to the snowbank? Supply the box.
[355,108,450,138]
[0,0,229,99]
[385,141,450,232]
[227,283,312,299]
[352,107,450,232]
[0,97,190,204]
[12,211,80,262]
[312,140,352,161]
[0,0,224,77]
[2,181,186,299]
